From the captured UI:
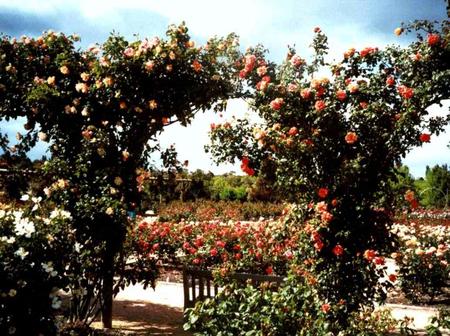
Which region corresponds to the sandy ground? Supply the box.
[91,282,190,335]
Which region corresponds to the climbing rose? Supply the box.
[192,60,202,72]
[290,54,304,67]
[288,127,298,136]
[345,132,358,144]
[300,88,312,100]
[386,76,395,86]
[343,48,355,58]
[419,133,431,142]
[363,249,376,261]
[404,190,415,202]
[388,274,397,282]
[123,47,135,58]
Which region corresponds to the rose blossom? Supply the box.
[300,88,312,100]
[419,133,431,143]
[290,54,304,67]
[123,47,135,58]
[60,65,69,75]
[336,89,347,101]
[427,33,440,46]
[314,100,326,111]
[270,98,284,110]
[332,244,344,256]
[317,188,329,198]
[345,132,358,144]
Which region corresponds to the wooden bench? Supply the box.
[182,267,284,309]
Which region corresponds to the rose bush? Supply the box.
[202,20,450,333]
[392,220,450,303]
[0,198,78,335]
[132,214,295,276]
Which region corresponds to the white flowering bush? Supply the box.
[392,221,450,303]
[0,198,78,335]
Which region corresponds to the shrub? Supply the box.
[0,200,78,335]
[393,221,450,303]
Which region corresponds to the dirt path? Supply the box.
[92,282,190,335]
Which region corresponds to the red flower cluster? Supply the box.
[240,156,255,176]
[397,85,414,99]
[360,47,378,58]
[427,33,441,46]
[419,133,431,143]
[270,98,284,110]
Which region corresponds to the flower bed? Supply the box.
[392,218,450,304]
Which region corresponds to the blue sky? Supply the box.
[0,0,448,177]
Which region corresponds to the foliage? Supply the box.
[184,273,398,336]
[426,308,450,336]
[205,19,450,332]
[156,199,284,222]
[416,165,450,208]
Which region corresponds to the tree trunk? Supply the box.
[101,248,114,328]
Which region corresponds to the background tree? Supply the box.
[416,164,450,207]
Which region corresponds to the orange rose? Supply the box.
[336,89,347,101]
[394,27,403,36]
[345,132,358,144]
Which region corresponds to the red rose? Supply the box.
[419,133,431,142]
[388,274,397,282]
[216,240,226,248]
[386,76,395,86]
[427,33,440,46]
[363,249,376,261]
[321,303,330,313]
[332,244,344,256]
[210,248,218,257]
[300,88,312,100]
[374,256,385,265]
[288,127,298,136]
[397,85,414,99]
[315,100,326,111]
[265,266,273,275]
[317,188,329,199]
[270,98,284,110]
[314,240,324,251]
[321,211,333,223]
